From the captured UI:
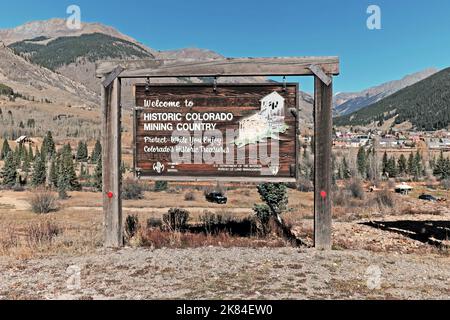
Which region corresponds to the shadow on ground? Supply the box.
[362,220,450,248]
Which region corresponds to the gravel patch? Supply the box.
[0,247,448,300]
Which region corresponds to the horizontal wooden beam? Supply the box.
[96,57,339,78]
[96,59,166,77]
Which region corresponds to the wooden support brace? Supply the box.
[309,65,332,86]
[102,66,125,88]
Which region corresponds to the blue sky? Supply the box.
[1,0,449,93]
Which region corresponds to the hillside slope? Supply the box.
[9,33,155,71]
[335,68,450,130]
[0,44,98,106]
[334,68,438,116]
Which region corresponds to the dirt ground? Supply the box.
[0,247,448,300]
[0,186,449,300]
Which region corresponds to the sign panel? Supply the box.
[134,83,298,182]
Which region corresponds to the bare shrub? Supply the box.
[375,189,395,208]
[147,217,163,229]
[297,177,314,192]
[138,229,285,249]
[387,179,396,189]
[199,210,223,233]
[333,188,349,207]
[0,226,19,252]
[12,185,25,192]
[125,214,139,240]
[184,191,196,201]
[25,220,61,247]
[29,189,58,214]
[401,207,442,216]
[163,208,190,231]
[122,180,144,200]
[167,187,182,194]
[441,179,450,190]
[347,179,365,200]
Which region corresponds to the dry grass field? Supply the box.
[0,183,449,300]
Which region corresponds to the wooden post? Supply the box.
[102,77,123,247]
[314,76,333,250]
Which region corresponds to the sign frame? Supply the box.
[132,82,300,183]
[97,56,339,250]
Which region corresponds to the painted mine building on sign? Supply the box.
[237,91,286,145]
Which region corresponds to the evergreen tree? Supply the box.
[120,161,126,178]
[59,144,81,191]
[357,146,367,178]
[22,153,30,176]
[41,131,56,159]
[93,155,102,192]
[332,156,337,186]
[407,152,414,176]
[387,156,398,178]
[434,151,450,179]
[34,146,40,161]
[16,143,25,163]
[13,146,21,167]
[49,157,59,188]
[429,155,437,172]
[398,154,407,175]
[28,143,34,162]
[382,151,389,176]
[31,154,46,186]
[341,157,350,179]
[21,145,28,165]
[57,170,69,199]
[0,139,11,160]
[0,152,17,188]
[91,140,102,163]
[76,141,88,162]
[412,151,423,181]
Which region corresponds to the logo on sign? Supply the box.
[153,162,165,174]
[269,165,280,176]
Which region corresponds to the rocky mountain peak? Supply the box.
[0,18,154,54]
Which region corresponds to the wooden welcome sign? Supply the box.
[134,83,299,182]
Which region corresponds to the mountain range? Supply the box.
[335,68,450,131]
[0,18,446,130]
[333,68,438,116]
[1,19,272,108]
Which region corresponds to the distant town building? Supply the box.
[15,136,34,144]
[395,183,413,195]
